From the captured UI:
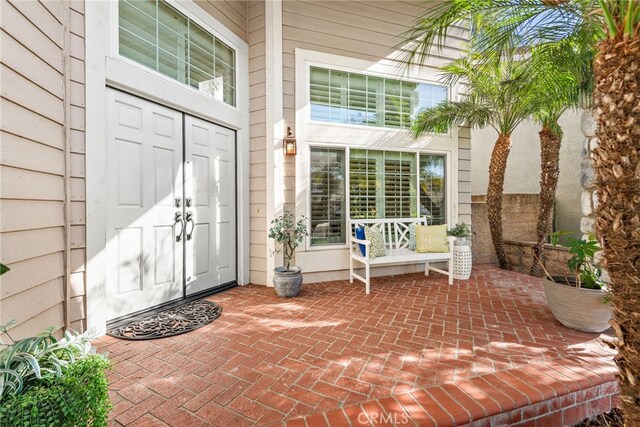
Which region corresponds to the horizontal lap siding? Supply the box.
[248,1,267,284]
[197,0,248,42]
[0,0,87,338]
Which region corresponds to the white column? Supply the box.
[265,0,285,286]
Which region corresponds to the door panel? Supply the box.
[185,116,237,295]
[106,89,184,319]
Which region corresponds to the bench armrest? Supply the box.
[349,236,370,259]
[447,236,456,252]
[350,236,370,245]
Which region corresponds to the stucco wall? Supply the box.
[471,110,583,238]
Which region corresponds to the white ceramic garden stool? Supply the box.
[453,245,472,280]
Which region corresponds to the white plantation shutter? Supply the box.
[309,67,447,130]
[349,153,378,219]
[383,152,417,218]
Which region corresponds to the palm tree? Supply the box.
[412,56,538,268]
[528,45,592,275]
[402,0,640,421]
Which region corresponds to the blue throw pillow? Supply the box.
[355,226,366,256]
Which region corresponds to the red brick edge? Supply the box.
[287,353,619,427]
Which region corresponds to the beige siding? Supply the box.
[196,0,249,42]
[248,1,267,284]
[0,0,86,339]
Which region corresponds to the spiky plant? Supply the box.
[412,55,538,269]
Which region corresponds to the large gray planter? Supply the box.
[273,266,303,297]
[542,277,612,333]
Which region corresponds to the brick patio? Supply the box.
[98,265,618,426]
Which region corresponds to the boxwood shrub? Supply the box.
[0,355,111,427]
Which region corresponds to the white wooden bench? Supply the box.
[349,218,455,294]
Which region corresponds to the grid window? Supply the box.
[119,0,236,106]
[310,67,447,129]
[310,149,446,246]
[349,150,417,219]
[310,148,346,246]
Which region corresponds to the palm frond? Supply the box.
[412,100,493,137]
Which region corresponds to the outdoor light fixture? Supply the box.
[283,126,297,156]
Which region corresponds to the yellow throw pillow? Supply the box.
[415,224,449,253]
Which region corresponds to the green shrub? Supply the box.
[0,355,111,426]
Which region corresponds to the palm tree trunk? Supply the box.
[487,134,512,269]
[531,127,562,276]
[593,36,640,423]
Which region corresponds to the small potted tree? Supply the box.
[268,211,309,297]
[541,234,611,333]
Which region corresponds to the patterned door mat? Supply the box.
[107,300,222,340]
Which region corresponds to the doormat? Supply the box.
[107,300,222,340]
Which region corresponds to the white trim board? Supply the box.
[85,0,250,333]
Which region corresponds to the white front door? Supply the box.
[105,90,184,319]
[184,116,237,295]
[105,90,237,320]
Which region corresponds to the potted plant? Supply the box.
[268,211,309,297]
[447,223,471,245]
[540,233,611,333]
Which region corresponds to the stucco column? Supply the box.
[579,109,598,238]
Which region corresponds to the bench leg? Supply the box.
[349,255,354,284]
[365,262,370,294]
[425,262,430,276]
[448,259,453,285]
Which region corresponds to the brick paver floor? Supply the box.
[99,265,615,426]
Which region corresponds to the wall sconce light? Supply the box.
[283,126,297,157]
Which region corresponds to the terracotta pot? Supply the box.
[273,266,302,297]
[541,277,611,333]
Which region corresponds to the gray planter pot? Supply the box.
[541,277,612,333]
[273,266,303,297]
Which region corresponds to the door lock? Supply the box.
[185,197,193,207]
[174,211,185,242]
[175,197,182,207]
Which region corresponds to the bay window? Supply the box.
[309,148,447,247]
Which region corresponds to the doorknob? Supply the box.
[185,211,195,241]
[174,211,185,242]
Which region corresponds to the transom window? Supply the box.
[310,67,448,129]
[118,0,236,106]
[309,148,447,247]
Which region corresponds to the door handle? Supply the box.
[174,211,185,242]
[185,211,195,241]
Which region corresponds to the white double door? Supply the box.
[106,89,236,320]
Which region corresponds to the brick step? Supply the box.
[288,353,619,427]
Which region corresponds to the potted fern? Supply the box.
[268,211,309,297]
[541,234,611,333]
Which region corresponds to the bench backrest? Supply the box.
[349,218,427,250]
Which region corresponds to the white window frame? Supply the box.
[308,66,449,131]
[115,0,238,108]
[307,145,451,250]
[295,48,460,259]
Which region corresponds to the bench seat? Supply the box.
[349,218,454,294]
